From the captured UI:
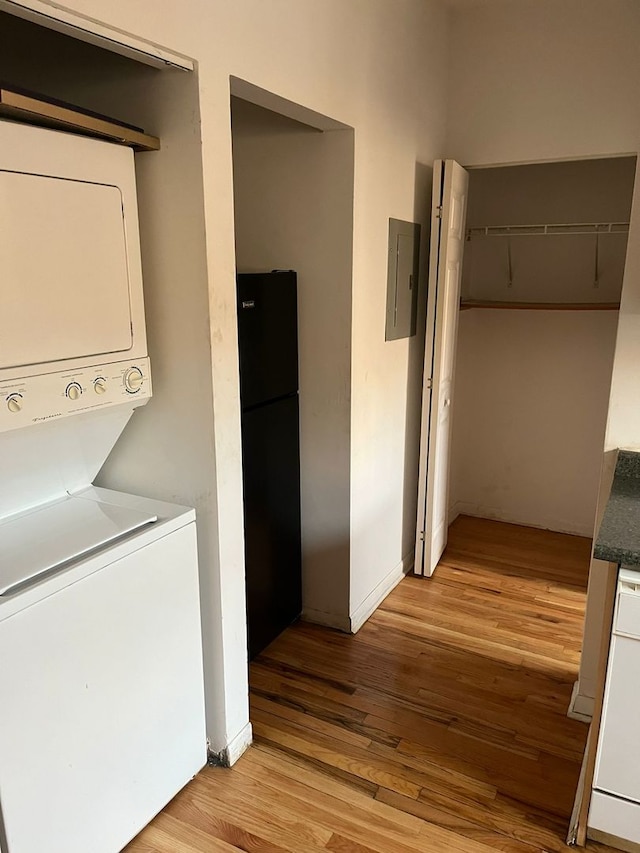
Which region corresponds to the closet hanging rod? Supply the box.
[467,222,629,239]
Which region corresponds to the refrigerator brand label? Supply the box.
[242,300,256,309]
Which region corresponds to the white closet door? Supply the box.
[415,160,468,577]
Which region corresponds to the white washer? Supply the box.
[0,488,206,853]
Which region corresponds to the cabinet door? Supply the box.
[594,631,640,801]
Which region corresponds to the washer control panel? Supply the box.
[0,357,151,434]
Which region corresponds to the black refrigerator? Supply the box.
[237,271,302,659]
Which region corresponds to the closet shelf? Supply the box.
[0,86,160,151]
[460,300,621,311]
[467,222,629,239]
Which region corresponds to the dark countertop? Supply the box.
[594,450,640,566]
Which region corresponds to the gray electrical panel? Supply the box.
[385,218,421,341]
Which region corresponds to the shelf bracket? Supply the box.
[506,234,513,289]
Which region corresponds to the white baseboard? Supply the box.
[349,551,414,634]
[226,721,253,765]
[208,721,253,767]
[568,680,594,722]
[302,608,351,633]
[448,501,462,526]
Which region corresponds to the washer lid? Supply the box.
[0,494,156,596]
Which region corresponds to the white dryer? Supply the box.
[0,121,207,853]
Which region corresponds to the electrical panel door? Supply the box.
[385,218,421,341]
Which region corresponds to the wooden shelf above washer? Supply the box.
[0,86,160,151]
[460,300,621,312]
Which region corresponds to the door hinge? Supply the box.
[435,205,443,219]
[419,530,425,542]
[425,377,433,389]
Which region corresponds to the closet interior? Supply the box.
[450,156,636,539]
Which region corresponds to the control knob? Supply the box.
[7,394,22,413]
[124,367,143,394]
[66,382,82,401]
[94,378,107,395]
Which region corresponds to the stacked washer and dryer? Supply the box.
[0,121,207,852]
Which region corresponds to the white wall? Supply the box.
[231,98,354,629]
[10,0,449,754]
[451,310,618,535]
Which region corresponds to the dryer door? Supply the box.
[0,169,133,370]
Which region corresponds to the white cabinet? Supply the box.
[589,569,640,845]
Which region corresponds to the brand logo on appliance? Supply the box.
[242,300,256,309]
[32,413,64,423]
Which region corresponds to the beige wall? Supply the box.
[9,0,640,752]
[231,98,354,629]
[605,160,640,451]
[447,0,640,167]
[451,158,632,537]
[462,158,635,304]
[446,0,640,714]
[451,310,618,536]
[576,157,640,709]
[6,0,449,753]
[0,13,239,755]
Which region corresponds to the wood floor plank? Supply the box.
[205,751,496,853]
[326,836,380,853]
[250,692,374,749]
[125,515,620,853]
[252,716,421,798]
[385,796,541,853]
[129,811,245,851]
[235,742,425,835]
[172,783,333,851]
[250,684,406,749]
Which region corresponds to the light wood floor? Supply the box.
[126,515,619,853]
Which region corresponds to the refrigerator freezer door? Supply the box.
[241,394,302,658]
[237,271,299,408]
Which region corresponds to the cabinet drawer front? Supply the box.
[615,588,640,638]
[595,633,640,800]
[589,790,640,845]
